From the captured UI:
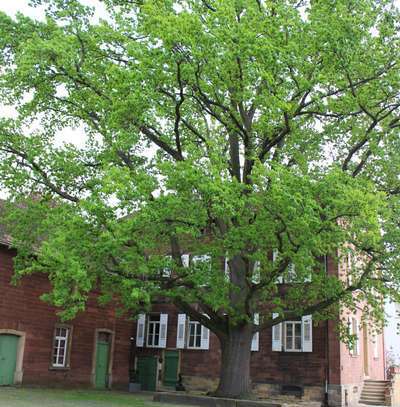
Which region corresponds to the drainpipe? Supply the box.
[325,318,330,407]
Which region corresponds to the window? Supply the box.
[176,314,210,350]
[187,319,202,349]
[373,333,379,359]
[272,314,313,352]
[349,317,360,356]
[136,313,168,348]
[284,321,302,352]
[147,314,161,347]
[272,250,311,284]
[52,326,71,368]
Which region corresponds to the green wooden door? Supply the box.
[95,341,110,389]
[137,356,157,391]
[0,335,18,386]
[163,350,179,387]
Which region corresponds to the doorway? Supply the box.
[163,350,179,387]
[95,332,111,389]
[0,334,19,386]
[137,356,158,391]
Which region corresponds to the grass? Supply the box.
[0,387,184,407]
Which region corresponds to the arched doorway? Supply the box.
[0,330,26,386]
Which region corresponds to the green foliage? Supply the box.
[0,0,399,339]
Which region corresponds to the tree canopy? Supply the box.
[0,0,399,397]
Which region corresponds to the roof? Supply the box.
[0,200,11,247]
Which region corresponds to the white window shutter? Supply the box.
[193,254,211,269]
[251,313,259,351]
[224,257,230,281]
[181,254,190,267]
[273,250,283,283]
[373,334,379,359]
[252,261,260,284]
[348,317,354,355]
[302,315,313,352]
[272,313,282,352]
[159,313,168,348]
[176,314,186,349]
[200,325,210,350]
[163,255,172,277]
[287,262,296,282]
[200,313,210,350]
[355,320,360,356]
[136,313,146,347]
[304,270,312,282]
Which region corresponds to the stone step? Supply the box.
[362,386,387,391]
[363,383,388,387]
[360,394,386,399]
[364,380,389,385]
[361,389,386,395]
[359,401,386,406]
[360,398,386,403]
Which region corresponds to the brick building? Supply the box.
[132,255,386,407]
[0,204,387,406]
[0,232,134,389]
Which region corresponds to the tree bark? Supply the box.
[214,323,254,399]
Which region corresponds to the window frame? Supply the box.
[187,318,202,350]
[284,321,302,352]
[146,314,161,348]
[373,333,379,359]
[50,324,73,370]
[348,317,360,357]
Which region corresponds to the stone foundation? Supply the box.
[181,376,325,405]
[182,375,218,393]
[327,383,361,407]
[253,383,324,403]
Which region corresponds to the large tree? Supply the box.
[0,0,400,398]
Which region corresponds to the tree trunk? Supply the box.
[214,324,254,399]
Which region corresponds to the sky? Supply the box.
[0,0,105,200]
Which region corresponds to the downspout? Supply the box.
[324,255,330,407]
[325,319,330,406]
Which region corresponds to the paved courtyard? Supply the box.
[0,388,183,407]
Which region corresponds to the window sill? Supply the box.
[49,366,70,371]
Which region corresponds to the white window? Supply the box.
[373,333,379,359]
[52,326,71,368]
[347,252,353,286]
[349,317,360,356]
[176,314,209,350]
[147,314,161,347]
[162,255,172,277]
[187,319,202,349]
[272,250,310,283]
[251,313,259,351]
[284,321,302,352]
[252,261,261,284]
[146,313,168,348]
[273,315,312,352]
[137,313,168,348]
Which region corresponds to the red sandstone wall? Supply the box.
[339,307,385,385]
[0,245,133,388]
[134,304,330,386]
